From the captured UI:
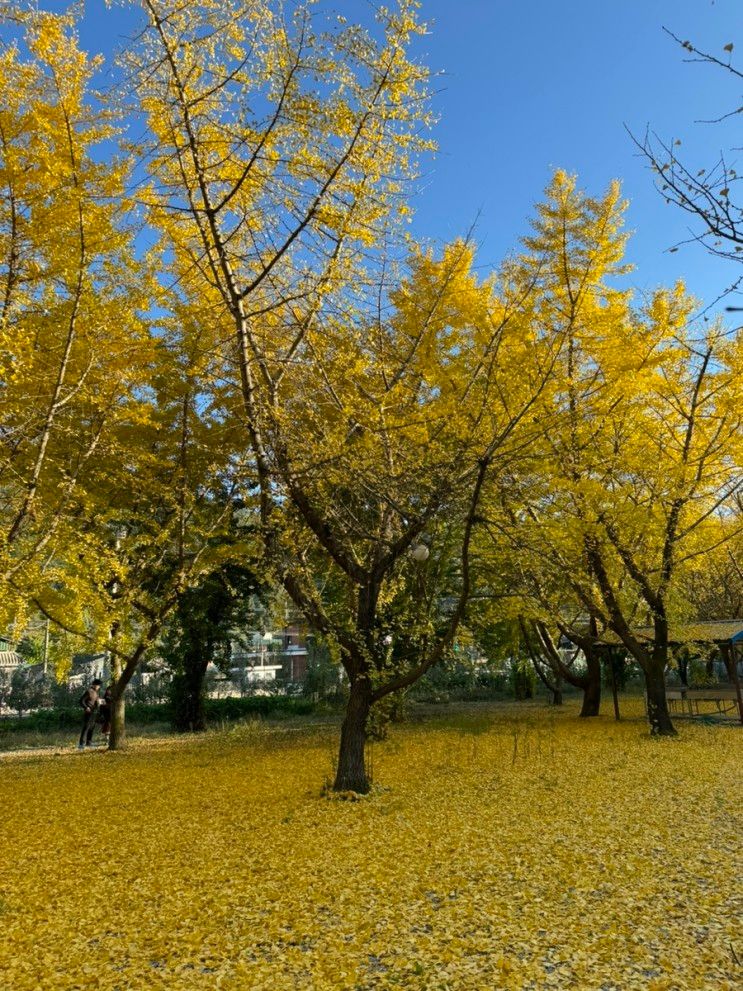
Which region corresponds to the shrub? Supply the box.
[203,696,315,721]
[410,664,510,703]
[0,694,316,738]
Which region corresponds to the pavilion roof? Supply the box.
[0,650,22,669]
[598,620,743,646]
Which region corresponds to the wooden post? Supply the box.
[608,647,620,721]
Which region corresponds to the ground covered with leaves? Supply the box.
[1,702,740,990]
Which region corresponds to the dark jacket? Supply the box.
[80,687,100,713]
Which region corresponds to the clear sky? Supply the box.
[40,0,743,318]
[405,0,741,316]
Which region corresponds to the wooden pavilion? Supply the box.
[603,621,743,724]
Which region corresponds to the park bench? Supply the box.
[665,686,741,719]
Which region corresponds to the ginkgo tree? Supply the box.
[126,0,569,790]
[63,298,250,750]
[586,309,742,731]
[4,1,742,779]
[0,9,153,624]
[0,8,250,749]
[483,172,743,735]
[476,171,634,720]
[682,512,743,622]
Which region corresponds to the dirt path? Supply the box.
[0,718,343,762]
[0,736,195,762]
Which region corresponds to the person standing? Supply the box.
[77,678,102,749]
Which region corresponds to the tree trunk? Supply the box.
[551,669,563,705]
[676,649,689,688]
[108,694,126,750]
[175,670,207,732]
[608,648,621,721]
[644,665,676,736]
[171,646,208,732]
[513,665,534,701]
[529,655,562,705]
[108,655,126,750]
[579,652,602,717]
[333,677,372,793]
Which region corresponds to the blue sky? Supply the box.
[42,0,742,317]
[406,0,741,314]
